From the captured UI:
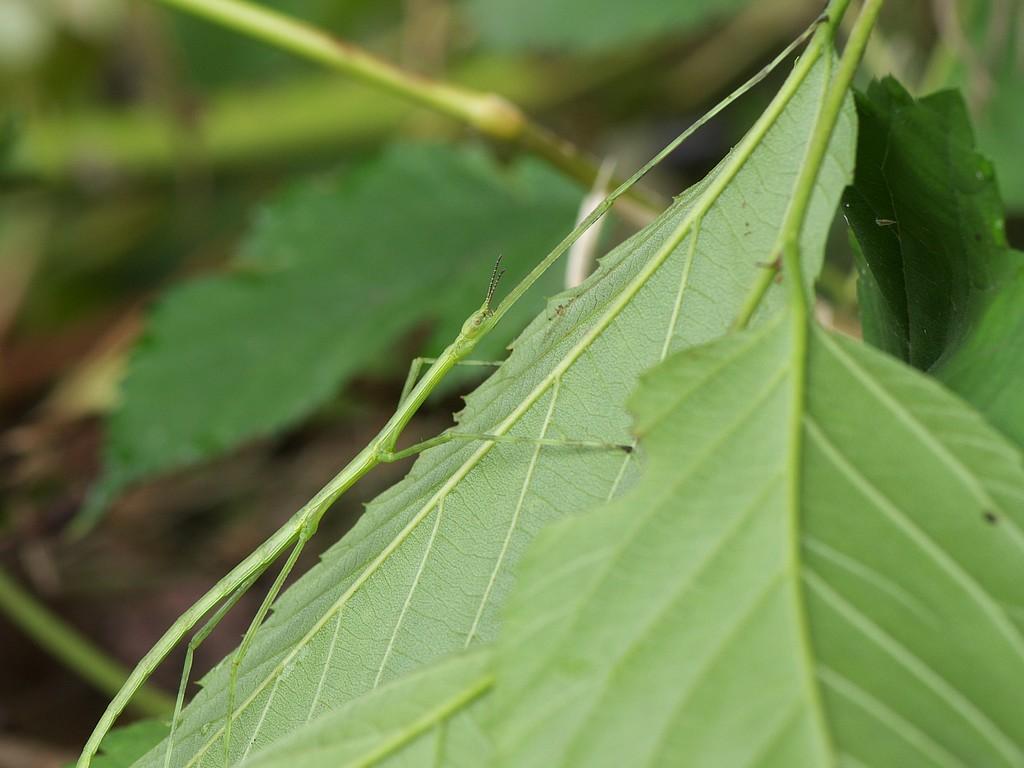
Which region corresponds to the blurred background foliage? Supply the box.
[0,0,1021,765]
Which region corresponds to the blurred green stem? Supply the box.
[6,62,577,179]
[150,0,663,222]
[0,566,174,718]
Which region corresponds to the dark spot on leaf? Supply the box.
[983,510,998,525]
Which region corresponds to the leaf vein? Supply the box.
[373,497,447,688]
[817,331,1024,553]
[803,413,1024,659]
[816,664,968,768]
[803,570,1022,763]
[464,380,562,648]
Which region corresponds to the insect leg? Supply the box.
[379,430,632,462]
[164,567,264,768]
[222,522,314,763]
[399,357,503,407]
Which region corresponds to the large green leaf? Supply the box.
[487,313,1024,766]
[134,49,854,768]
[83,144,580,529]
[467,0,750,52]
[844,78,1024,446]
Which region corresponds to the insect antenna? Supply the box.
[484,254,506,314]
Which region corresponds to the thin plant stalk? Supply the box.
[766,0,885,750]
[0,566,174,718]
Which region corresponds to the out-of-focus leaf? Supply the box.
[82,144,580,529]
[844,77,1024,446]
[132,50,853,768]
[467,0,750,52]
[488,314,1024,766]
[940,0,1024,208]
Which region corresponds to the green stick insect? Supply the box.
[77,21,822,768]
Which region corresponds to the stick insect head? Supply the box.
[459,254,505,343]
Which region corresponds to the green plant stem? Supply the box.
[734,0,883,757]
[838,0,909,89]
[778,0,882,313]
[786,1,883,754]
[0,566,174,718]
[150,0,663,223]
[732,0,881,330]
[5,63,563,181]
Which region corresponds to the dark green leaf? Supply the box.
[843,77,1004,369]
[844,77,1024,446]
[83,144,579,529]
